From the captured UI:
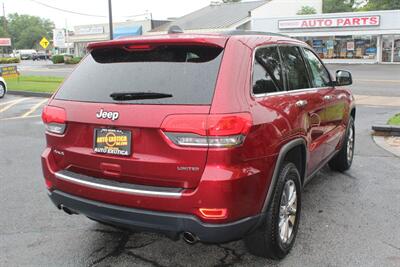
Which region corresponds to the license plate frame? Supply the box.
[93,128,131,156]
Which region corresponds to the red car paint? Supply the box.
[41,33,354,227]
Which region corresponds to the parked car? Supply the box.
[0,76,7,98]
[18,49,37,60]
[41,30,355,259]
[32,51,48,60]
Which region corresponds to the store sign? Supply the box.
[53,29,66,48]
[278,15,380,29]
[76,26,104,35]
[0,38,11,47]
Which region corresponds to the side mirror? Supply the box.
[335,70,352,86]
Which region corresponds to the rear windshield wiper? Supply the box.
[110,92,173,101]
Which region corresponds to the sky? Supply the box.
[2,0,213,29]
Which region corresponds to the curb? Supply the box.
[372,124,400,136]
[373,135,400,157]
[7,90,52,98]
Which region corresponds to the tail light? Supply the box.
[42,106,67,135]
[161,113,252,148]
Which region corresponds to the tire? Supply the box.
[0,82,5,98]
[245,162,301,259]
[328,116,355,172]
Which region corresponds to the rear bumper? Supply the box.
[49,190,262,243]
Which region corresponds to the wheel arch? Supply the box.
[260,138,307,214]
[350,107,356,120]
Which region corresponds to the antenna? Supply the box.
[168,25,184,34]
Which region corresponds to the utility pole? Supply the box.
[108,0,113,40]
[2,3,7,33]
[2,2,8,56]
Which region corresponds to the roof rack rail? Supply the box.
[221,30,289,37]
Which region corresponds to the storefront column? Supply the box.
[377,35,382,63]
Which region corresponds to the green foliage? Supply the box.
[360,0,400,11]
[323,0,400,13]
[297,6,317,15]
[323,0,355,13]
[0,57,20,64]
[4,75,64,93]
[388,113,400,126]
[7,13,54,49]
[65,57,82,65]
[51,55,64,64]
[0,17,10,38]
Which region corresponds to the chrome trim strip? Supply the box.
[55,172,182,198]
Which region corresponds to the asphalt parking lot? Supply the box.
[1,92,399,266]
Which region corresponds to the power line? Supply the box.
[28,0,151,19]
[29,0,107,18]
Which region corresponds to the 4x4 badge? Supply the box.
[96,109,119,121]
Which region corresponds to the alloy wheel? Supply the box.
[0,84,4,98]
[347,126,354,163]
[278,180,297,245]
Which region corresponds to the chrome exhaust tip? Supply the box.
[182,232,198,244]
[59,204,74,215]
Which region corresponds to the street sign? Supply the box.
[53,29,66,48]
[39,37,49,49]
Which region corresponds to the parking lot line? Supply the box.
[0,114,41,121]
[21,98,48,118]
[0,97,31,113]
[0,99,21,106]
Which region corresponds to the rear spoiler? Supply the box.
[87,35,228,51]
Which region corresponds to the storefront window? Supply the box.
[297,35,377,60]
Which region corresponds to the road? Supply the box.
[0,93,399,266]
[326,64,400,97]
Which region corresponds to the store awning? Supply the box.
[113,25,142,39]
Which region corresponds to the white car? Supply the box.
[0,77,7,98]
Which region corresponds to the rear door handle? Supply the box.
[324,95,335,101]
[295,100,308,108]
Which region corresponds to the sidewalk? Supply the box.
[355,95,400,107]
[373,136,400,157]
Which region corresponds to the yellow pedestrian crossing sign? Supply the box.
[39,37,49,49]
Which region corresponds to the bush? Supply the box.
[52,55,64,64]
[65,57,82,65]
[0,57,20,64]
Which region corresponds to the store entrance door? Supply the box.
[382,36,393,62]
[393,35,400,62]
[382,35,400,63]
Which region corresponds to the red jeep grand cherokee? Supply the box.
[41,31,355,259]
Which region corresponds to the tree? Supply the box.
[323,0,356,13]
[7,13,54,49]
[360,0,400,11]
[0,17,9,38]
[297,6,317,15]
[323,0,400,13]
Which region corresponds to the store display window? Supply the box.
[298,35,377,60]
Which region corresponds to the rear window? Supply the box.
[55,45,224,105]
